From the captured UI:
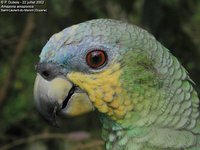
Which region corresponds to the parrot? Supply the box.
[34,19,200,150]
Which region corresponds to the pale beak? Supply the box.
[34,73,94,126]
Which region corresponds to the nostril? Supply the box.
[36,63,59,80]
[42,70,50,78]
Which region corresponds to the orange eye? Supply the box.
[86,50,107,68]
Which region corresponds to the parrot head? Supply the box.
[34,19,169,127]
[34,19,200,149]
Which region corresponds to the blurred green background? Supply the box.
[0,0,200,150]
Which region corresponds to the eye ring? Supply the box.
[86,50,107,69]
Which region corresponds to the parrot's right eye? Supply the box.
[86,50,107,69]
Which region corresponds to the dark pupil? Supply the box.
[90,52,102,65]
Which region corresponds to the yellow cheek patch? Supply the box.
[67,63,133,120]
[65,93,94,116]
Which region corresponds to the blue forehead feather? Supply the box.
[38,19,133,74]
[39,27,74,62]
